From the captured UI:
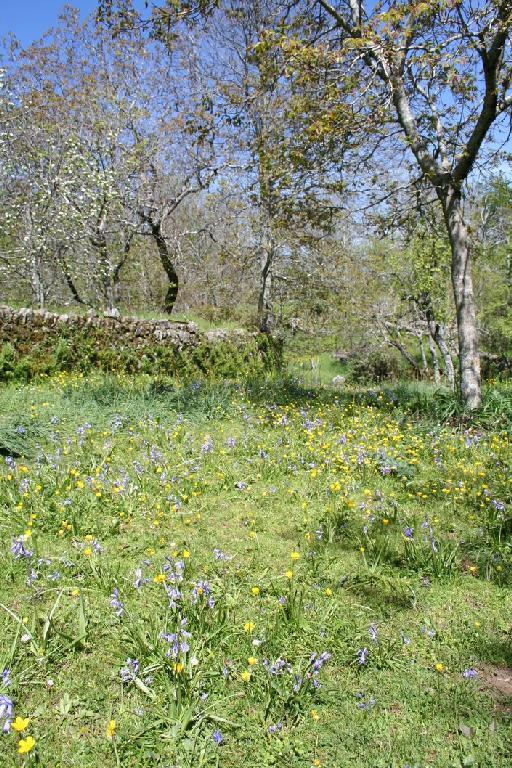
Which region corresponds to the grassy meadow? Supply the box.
[0,373,511,767]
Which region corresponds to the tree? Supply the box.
[100,0,512,405]
[291,0,512,408]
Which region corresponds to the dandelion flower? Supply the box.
[106,719,116,739]
[290,551,300,561]
[244,621,255,633]
[240,671,251,682]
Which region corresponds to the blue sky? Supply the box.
[1,1,100,45]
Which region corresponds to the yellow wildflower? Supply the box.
[106,719,116,739]
[12,716,30,732]
[18,736,36,754]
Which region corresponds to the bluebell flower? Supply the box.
[357,647,369,665]
[11,536,32,559]
[192,580,215,607]
[462,668,477,678]
[110,588,124,616]
[310,651,331,673]
[212,729,223,745]
[0,694,14,733]
[160,618,191,658]
[201,436,214,454]
[119,658,139,683]
[213,548,230,561]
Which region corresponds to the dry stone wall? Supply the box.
[0,306,281,381]
[0,306,252,349]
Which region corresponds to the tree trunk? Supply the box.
[388,337,421,375]
[112,235,133,308]
[31,251,45,309]
[419,334,428,376]
[64,270,87,306]
[420,293,456,391]
[150,221,178,314]
[258,231,273,333]
[433,323,455,391]
[428,333,441,384]
[91,229,116,312]
[441,188,481,409]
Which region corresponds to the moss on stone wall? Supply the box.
[0,307,282,383]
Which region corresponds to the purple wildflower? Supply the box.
[160,617,191,658]
[201,437,214,454]
[357,647,369,665]
[462,668,478,679]
[0,694,13,733]
[212,729,223,745]
[119,658,139,683]
[213,548,230,561]
[11,536,32,559]
[192,580,215,608]
[310,651,331,673]
[110,588,124,617]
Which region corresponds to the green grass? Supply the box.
[0,374,511,767]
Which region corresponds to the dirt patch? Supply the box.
[478,664,512,697]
